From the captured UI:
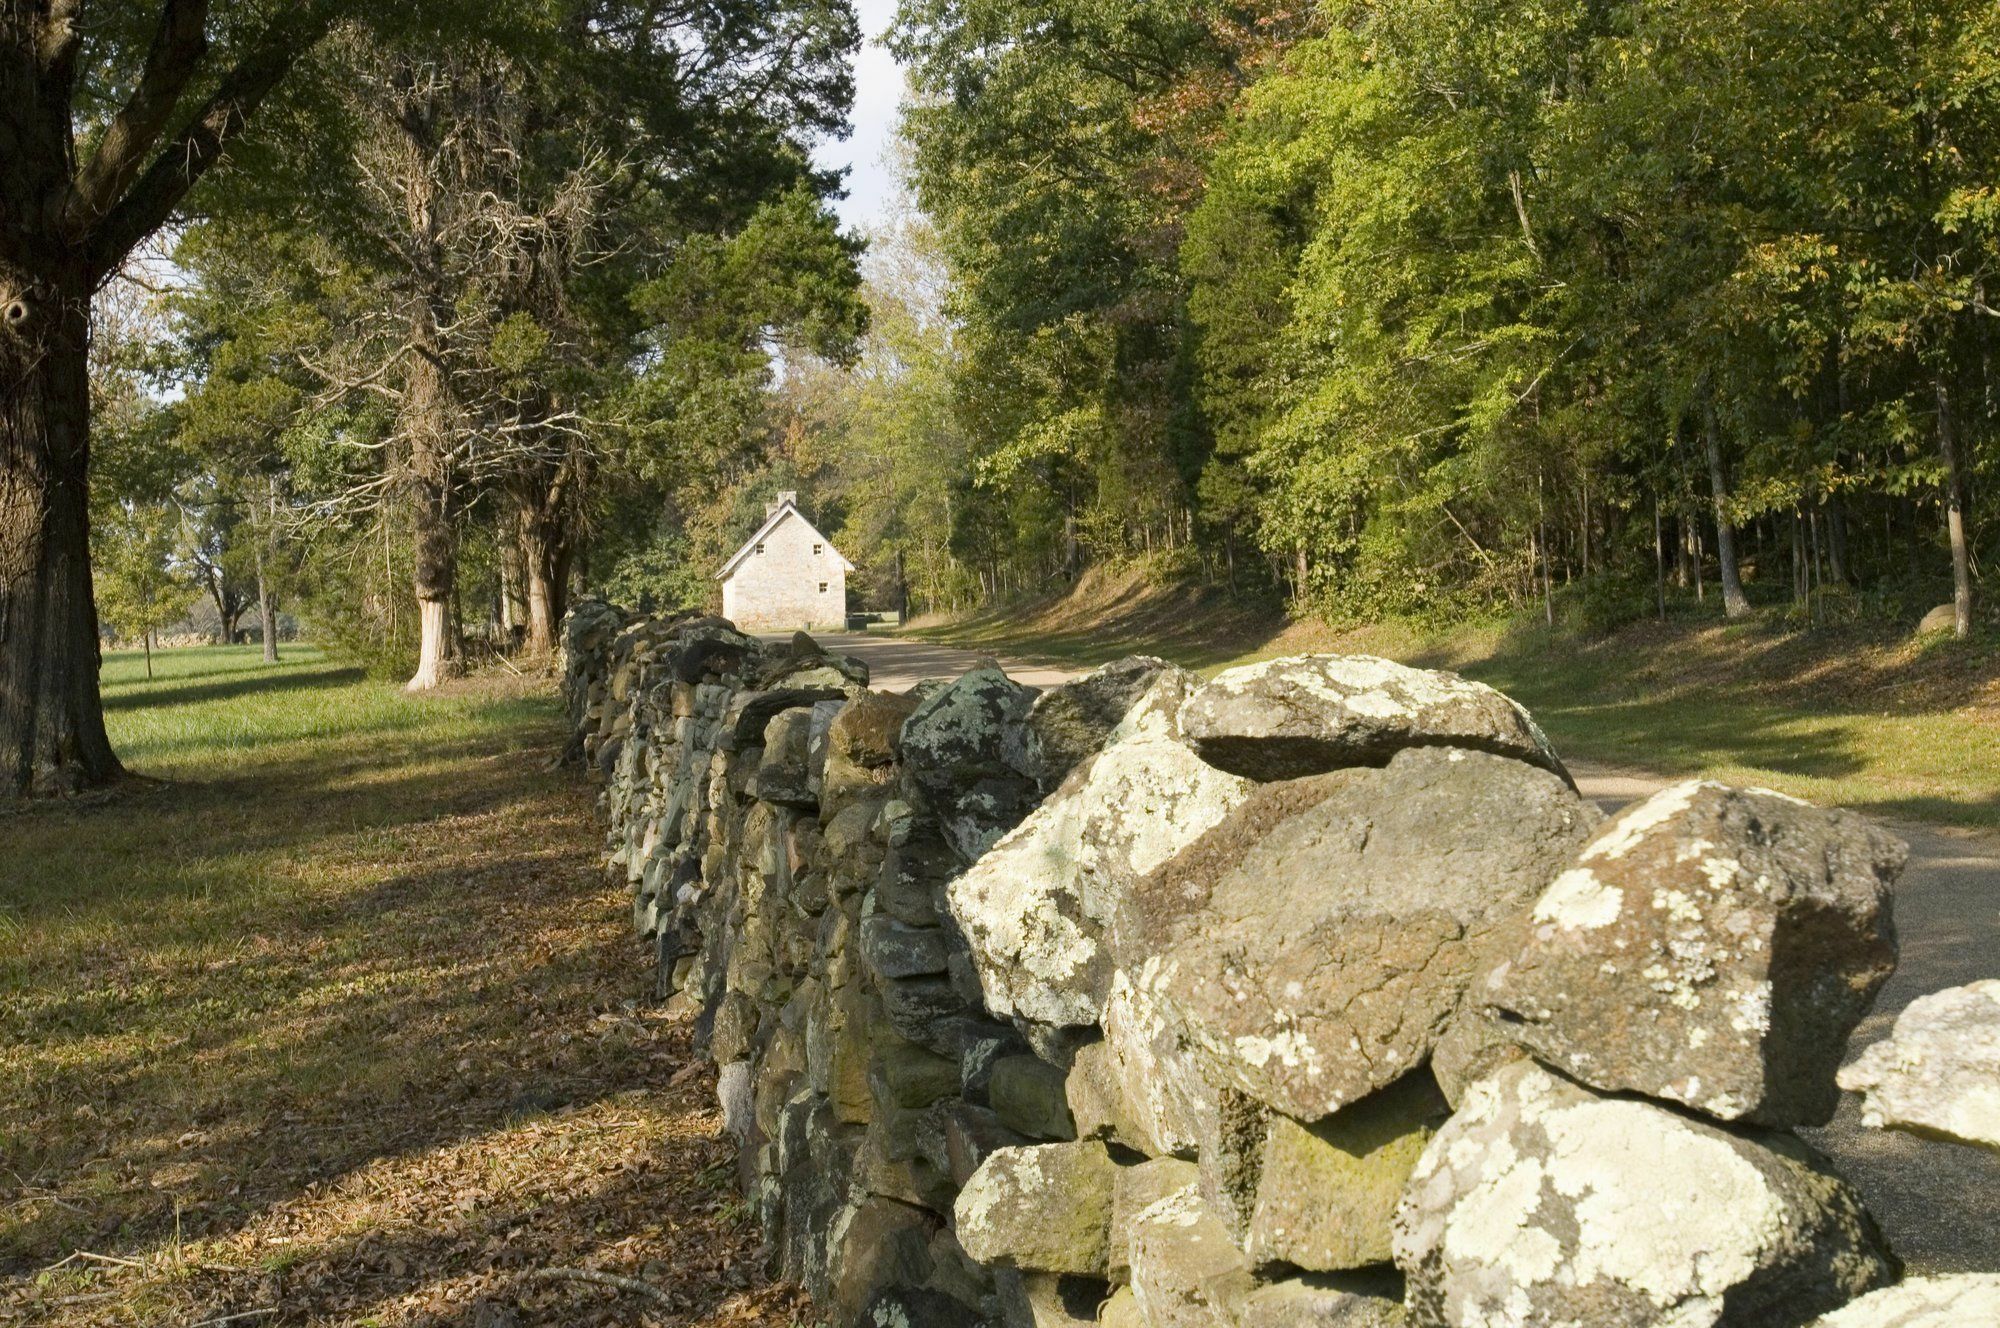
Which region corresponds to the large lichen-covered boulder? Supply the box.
[1127,747,1597,1119]
[1016,655,1175,788]
[948,669,1253,1027]
[955,1141,1120,1276]
[1177,655,1567,783]
[1393,1061,1897,1328]
[1810,1275,2000,1326]
[899,666,1040,861]
[1479,781,1904,1127]
[1838,980,2000,1152]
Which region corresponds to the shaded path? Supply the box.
[823,633,2000,1274]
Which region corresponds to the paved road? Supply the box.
[821,635,2000,1273]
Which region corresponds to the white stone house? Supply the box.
[716,492,854,632]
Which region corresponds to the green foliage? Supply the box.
[95,502,193,647]
[876,0,2000,630]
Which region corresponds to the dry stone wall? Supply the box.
[560,600,1992,1328]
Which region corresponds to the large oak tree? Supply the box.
[0,0,468,796]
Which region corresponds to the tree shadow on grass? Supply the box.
[0,787,660,1282]
[100,664,369,712]
[47,1116,809,1328]
[1,658,703,1308]
[0,729,563,928]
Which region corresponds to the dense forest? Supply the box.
[878,0,2000,637]
[5,0,1998,798]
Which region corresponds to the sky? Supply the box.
[814,0,909,234]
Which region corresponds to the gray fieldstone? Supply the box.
[858,1285,982,1328]
[878,976,965,1055]
[1838,979,2000,1152]
[995,1270,1110,1328]
[1243,1070,1452,1272]
[1393,1060,1896,1328]
[716,1060,754,1142]
[1065,1040,1146,1151]
[1811,1275,2000,1327]
[1177,654,1568,783]
[1480,780,1904,1126]
[1018,655,1175,788]
[1428,1004,1528,1110]
[1238,1271,1409,1328]
[1109,1157,1199,1284]
[827,1194,936,1323]
[871,1037,962,1110]
[860,916,951,980]
[823,690,921,810]
[899,666,1039,860]
[1127,747,1597,1119]
[750,705,821,808]
[955,1141,1120,1276]
[949,668,1253,1028]
[1124,1185,1259,1327]
[941,1103,1032,1188]
[989,1055,1077,1142]
[923,1226,995,1314]
[1099,1286,1145,1328]
[1099,961,1220,1159]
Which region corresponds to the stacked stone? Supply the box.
[947,655,1914,1328]
[557,596,629,757]
[559,613,1946,1328]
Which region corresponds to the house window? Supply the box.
[813,543,823,555]
[755,542,765,554]
[819,582,828,593]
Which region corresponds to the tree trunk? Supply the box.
[1827,498,1851,587]
[257,567,278,662]
[1702,401,1752,617]
[1653,499,1667,621]
[1936,378,1974,638]
[407,464,458,690]
[254,523,279,663]
[206,574,229,645]
[895,547,909,625]
[256,478,280,664]
[517,490,573,659]
[0,266,122,796]
[404,325,461,691]
[498,530,525,644]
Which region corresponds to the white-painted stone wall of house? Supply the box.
[720,510,847,632]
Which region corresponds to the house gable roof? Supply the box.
[715,500,855,580]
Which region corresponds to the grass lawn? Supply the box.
[0,646,810,1328]
[908,570,2000,833]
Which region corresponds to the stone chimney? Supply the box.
[766,490,799,518]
